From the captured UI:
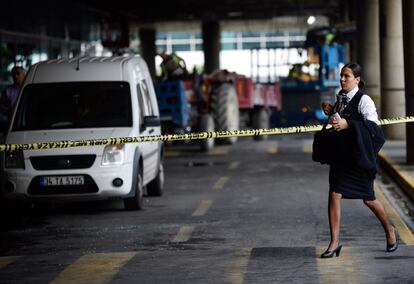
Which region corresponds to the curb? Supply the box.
[378,151,414,202]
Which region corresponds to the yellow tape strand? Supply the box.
[1,116,414,152]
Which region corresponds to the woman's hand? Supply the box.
[322,102,333,115]
[332,119,349,131]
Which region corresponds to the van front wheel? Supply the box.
[124,171,143,210]
[147,162,164,197]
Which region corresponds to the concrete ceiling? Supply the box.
[0,0,352,42]
[79,0,348,23]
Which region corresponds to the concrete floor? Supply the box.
[0,134,414,283]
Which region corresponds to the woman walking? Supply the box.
[319,62,397,258]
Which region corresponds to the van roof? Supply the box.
[28,55,146,83]
[47,56,135,64]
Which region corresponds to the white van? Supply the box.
[1,56,164,210]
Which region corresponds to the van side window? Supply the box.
[141,80,154,115]
[136,84,147,129]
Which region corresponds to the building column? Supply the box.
[202,21,220,74]
[139,28,156,80]
[380,0,405,139]
[357,0,381,113]
[403,0,414,164]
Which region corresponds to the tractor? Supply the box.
[155,50,282,150]
[155,69,239,152]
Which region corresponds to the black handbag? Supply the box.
[312,102,339,164]
[312,123,338,164]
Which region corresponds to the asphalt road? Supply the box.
[1,135,414,283]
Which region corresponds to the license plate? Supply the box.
[40,176,85,186]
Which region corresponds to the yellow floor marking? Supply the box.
[267,146,278,154]
[375,183,414,245]
[229,161,240,170]
[164,151,181,157]
[0,256,20,269]
[51,252,136,284]
[213,176,230,190]
[228,247,252,284]
[209,148,228,156]
[192,200,213,217]
[316,246,360,284]
[172,226,194,243]
[303,145,312,153]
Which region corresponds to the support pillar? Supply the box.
[139,28,156,80]
[357,0,381,114]
[202,21,220,74]
[403,0,414,164]
[380,0,405,139]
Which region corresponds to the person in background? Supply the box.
[159,52,188,81]
[0,66,26,120]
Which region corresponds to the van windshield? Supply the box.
[13,82,132,131]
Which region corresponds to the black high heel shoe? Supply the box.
[320,245,342,258]
[386,226,398,252]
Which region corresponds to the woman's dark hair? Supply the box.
[342,62,365,88]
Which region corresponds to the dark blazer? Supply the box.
[348,119,385,179]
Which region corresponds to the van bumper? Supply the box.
[1,164,135,202]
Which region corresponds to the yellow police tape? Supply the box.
[1,116,414,152]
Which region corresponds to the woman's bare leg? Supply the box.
[328,191,342,250]
[363,199,396,244]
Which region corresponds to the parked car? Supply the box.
[1,56,164,210]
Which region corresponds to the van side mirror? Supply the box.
[143,115,161,127]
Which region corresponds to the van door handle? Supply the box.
[148,129,154,134]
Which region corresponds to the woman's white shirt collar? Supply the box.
[344,86,359,100]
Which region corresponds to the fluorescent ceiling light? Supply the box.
[307,16,316,25]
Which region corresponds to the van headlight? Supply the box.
[5,150,25,169]
[101,144,125,166]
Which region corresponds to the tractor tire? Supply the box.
[252,107,270,141]
[199,114,215,152]
[210,83,240,144]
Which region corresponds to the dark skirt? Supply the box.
[329,163,375,200]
